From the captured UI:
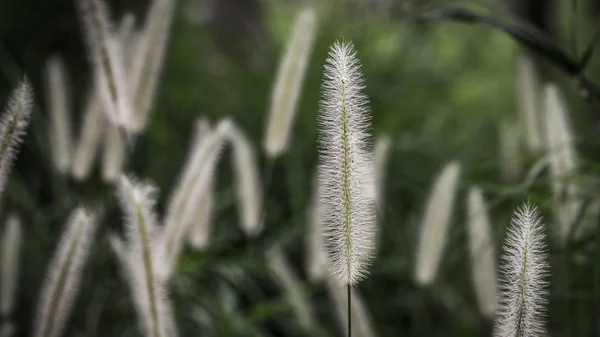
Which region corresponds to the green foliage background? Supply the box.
[0,0,599,336]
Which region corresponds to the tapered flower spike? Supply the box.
[264,7,317,157]
[33,208,97,337]
[544,84,578,243]
[45,56,73,173]
[267,247,316,332]
[71,92,105,180]
[516,54,543,153]
[466,187,497,318]
[317,40,376,286]
[1,215,21,318]
[128,0,175,132]
[414,161,460,286]
[117,175,173,337]
[325,276,376,337]
[187,118,215,249]
[306,170,328,282]
[494,202,549,337]
[78,0,133,130]
[0,78,33,197]
[498,119,523,183]
[160,119,231,279]
[228,122,262,236]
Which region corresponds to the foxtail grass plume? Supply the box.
[78,0,133,129]
[117,175,172,337]
[306,171,328,282]
[0,78,33,197]
[45,56,72,173]
[544,84,579,242]
[516,54,543,153]
[267,247,316,331]
[160,119,231,279]
[128,0,175,132]
[33,208,97,337]
[264,7,317,157]
[187,118,215,249]
[494,202,549,337]
[0,215,21,318]
[466,187,497,318]
[71,91,105,180]
[374,134,391,213]
[414,161,460,285]
[317,40,376,285]
[101,122,126,182]
[498,119,522,183]
[325,276,376,337]
[228,122,262,235]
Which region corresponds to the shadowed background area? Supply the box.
[0,0,600,336]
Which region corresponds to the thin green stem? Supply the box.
[347,284,352,337]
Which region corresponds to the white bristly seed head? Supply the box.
[128,0,175,132]
[0,215,21,317]
[228,122,262,236]
[516,54,543,153]
[160,118,231,279]
[71,91,106,180]
[33,208,97,337]
[544,84,578,243]
[317,40,376,286]
[45,55,73,173]
[0,78,33,198]
[466,187,497,318]
[494,202,549,337]
[117,175,172,337]
[78,0,133,130]
[414,161,460,286]
[264,6,317,157]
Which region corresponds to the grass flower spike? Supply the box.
[264,6,317,157]
[466,187,497,318]
[494,202,549,337]
[414,161,460,285]
[78,0,132,129]
[317,40,376,285]
[228,122,262,236]
[33,208,97,337]
[544,84,578,242]
[0,78,33,197]
[1,215,21,319]
[516,54,543,153]
[117,175,172,337]
[101,122,126,182]
[45,56,73,173]
[71,92,105,180]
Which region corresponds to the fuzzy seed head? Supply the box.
[516,55,543,153]
[0,78,33,197]
[45,56,73,173]
[264,7,317,157]
[414,161,460,285]
[33,208,97,337]
[494,202,549,337]
[466,187,497,318]
[317,40,376,285]
[228,122,262,236]
[101,122,126,182]
[71,92,105,180]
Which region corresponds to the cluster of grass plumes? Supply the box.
[3,0,600,336]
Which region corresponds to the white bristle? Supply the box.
[45,56,73,173]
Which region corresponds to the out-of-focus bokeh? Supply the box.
[1,0,600,336]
